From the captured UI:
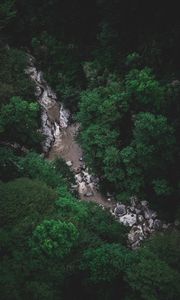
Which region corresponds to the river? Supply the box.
[25,54,171,249]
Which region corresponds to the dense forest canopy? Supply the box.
[0,1,180,299]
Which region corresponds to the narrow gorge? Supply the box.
[26,55,173,250]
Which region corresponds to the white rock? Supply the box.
[85,192,93,197]
[119,213,137,227]
[78,181,87,194]
[66,160,73,167]
[75,174,83,183]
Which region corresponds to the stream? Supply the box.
[26,55,173,249]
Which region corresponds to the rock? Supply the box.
[81,164,86,170]
[151,211,158,219]
[107,192,113,197]
[162,223,169,230]
[141,200,148,207]
[107,198,111,202]
[84,192,93,197]
[130,196,138,207]
[153,219,162,230]
[35,86,42,97]
[75,174,83,183]
[59,106,70,128]
[119,213,137,227]
[142,222,151,235]
[174,220,180,227]
[148,218,154,229]
[129,207,135,213]
[78,181,87,194]
[114,204,126,216]
[66,160,72,167]
[144,208,154,220]
[135,208,141,215]
[75,167,81,174]
[131,240,141,250]
[79,157,83,161]
[71,184,78,189]
[128,225,144,244]
[138,215,144,223]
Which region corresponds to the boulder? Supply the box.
[141,200,148,207]
[66,160,73,167]
[84,192,93,197]
[153,219,162,230]
[148,218,154,229]
[75,174,83,183]
[78,181,87,194]
[119,213,137,227]
[114,204,126,216]
[138,215,144,223]
[128,225,144,244]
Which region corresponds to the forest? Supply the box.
[0,1,180,299]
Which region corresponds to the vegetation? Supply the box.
[0,1,180,299]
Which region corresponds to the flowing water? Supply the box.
[26,55,114,209]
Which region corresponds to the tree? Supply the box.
[81,243,133,284]
[31,220,79,258]
[18,152,66,188]
[0,97,41,148]
[125,250,180,300]
[0,178,57,230]
[0,0,16,31]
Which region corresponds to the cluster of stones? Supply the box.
[113,197,172,249]
[66,158,99,197]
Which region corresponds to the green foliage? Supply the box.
[81,243,133,284]
[18,152,65,188]
[0,97,41,148]
[143,231,180,271]
[0,48,34,106]
[31,220,79,258]
[0,178,57,229]
[0,147,19,181]
[125,52,141,68]
[125,68,165,112]
[125,249,180,300]
[53,157,76,186]
[0,0,16,31]
[1,2,180,299]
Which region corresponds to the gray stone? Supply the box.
[148,218,154,229]
[114,204,126,216]
[85,192,93,197]
[135,208,142,215]
[144,208,154,220]
[138,215,144,223]
[153,219,162,230]
[174,220,180,227]
[141,200,148,207]
[128,225,144,244]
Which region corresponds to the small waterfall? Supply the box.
[25,54,70,153]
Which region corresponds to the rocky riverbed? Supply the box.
[26,55,173,249]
